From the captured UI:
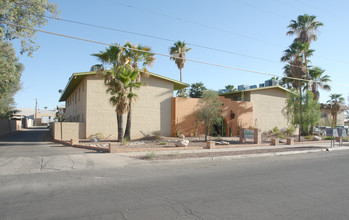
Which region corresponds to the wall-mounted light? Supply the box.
[230,110,235,119]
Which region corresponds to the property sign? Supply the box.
[243,129,254,139]
[338,128,347,137]
[326,128,338,137]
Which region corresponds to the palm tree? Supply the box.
[169,41,191,82]
[287,14,324,44]
[92,45,127,141]
[327,94,345,127]
[123,42,155,140]
[287,14,323,85]
[281,42,310,140]
[225,85,236,91]
[308,66,331,101]
[91,44,124,68]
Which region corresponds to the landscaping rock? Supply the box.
[279,139,286,143]
[313,136,321,141]
[175,139,189,147]
[216,141,229,145]
[90,137,100,142]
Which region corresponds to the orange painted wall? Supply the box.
[171,97,254,137]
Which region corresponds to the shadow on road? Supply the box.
[0,127,52,143]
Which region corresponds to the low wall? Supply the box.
[0,119,22,136]
[51,122,86,140]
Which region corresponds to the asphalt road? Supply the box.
[1,129,349,220]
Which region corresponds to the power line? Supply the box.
[2,21,348,87]
[102,0,283,48]
[102,0,349,65]
[48,16,284,66]
[49,16,347,71]
[232,0,289,20]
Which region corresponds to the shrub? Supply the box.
[88,133,105,140]
[143,152,157,159]
[159,142,167,145]
[122,137,128,146]
[304,134,313,140]
[285,126,296,136]
[278,134,286,139]
[270,126,280,135]
[152,131,162,140]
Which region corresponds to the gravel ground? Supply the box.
[136,146,328,160]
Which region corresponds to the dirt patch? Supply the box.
[136,146,328,160]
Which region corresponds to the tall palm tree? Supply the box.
[307,66,331,101]
[327,94,345,127]
[169,41,191,82]
[92,45,127,141]
[281,42,311,90]
[281,42,310,140]
[287,14,323,85]
[123,42,155,140]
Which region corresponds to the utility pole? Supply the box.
[34,98,38,126]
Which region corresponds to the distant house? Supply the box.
[14,108,55,127]
[319,103,348,126]
[54,71,188,140]
[219,85,296,134]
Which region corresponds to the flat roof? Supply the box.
[59,71,189,102]
[219,85,296,96]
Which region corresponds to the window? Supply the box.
[321,112,328,118]
[79,87,80,102]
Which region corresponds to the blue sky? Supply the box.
[13,0,349,110]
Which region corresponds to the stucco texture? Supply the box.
[171,97,254,137]
[64,74,173,140]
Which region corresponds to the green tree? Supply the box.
[189,82,207,98]
[0,40,23,119]
[169,41,191,82]
[196,90,222,142]
[307,66,331,101]
[225,85,236,91]
[283,91,320,138]
[176,88,188,97]
[327,94,345,127]
[122,42,155,140]
[0,0,58,56]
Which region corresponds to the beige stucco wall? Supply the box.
[0,119,21,136]
[84,74,173,140]
[64,78,87,124]
[51,122,86,140]
[250,88,289,133]
[320,109,345,126]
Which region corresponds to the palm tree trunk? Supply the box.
[124,102,132,140]
[117,113,123,142]
[299,87,302,142]
[204,120,208,142]
[180,68,182,82]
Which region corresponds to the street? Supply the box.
[1,129,349,219]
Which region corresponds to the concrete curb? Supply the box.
[142,147,349,164]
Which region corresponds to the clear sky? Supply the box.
[13,0,349,110]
